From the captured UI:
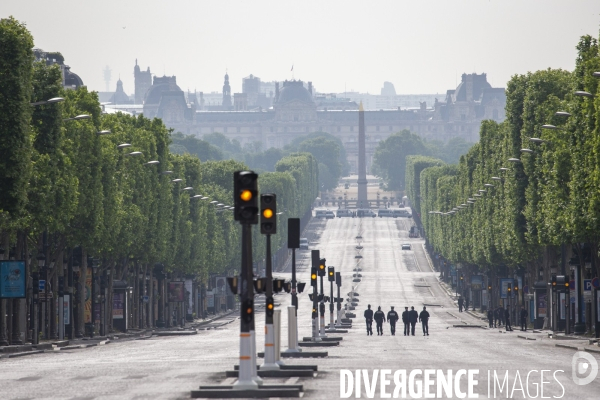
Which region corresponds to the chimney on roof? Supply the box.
[275,82,279,103]
[308,81,312,96]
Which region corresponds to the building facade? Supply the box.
[116,70,506,172]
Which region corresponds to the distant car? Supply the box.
[357,209,376,218]
[378,209,394,218]
[393,209,411,218]
[315,210,328,219]
[336,209,353,218]
[300,238,309,250]
[401,243,411,250]
[325,211,335,219]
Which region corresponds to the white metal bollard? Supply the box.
[283,306,300,353]
[273,310,285,365]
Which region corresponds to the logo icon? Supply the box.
[571,351,599,385]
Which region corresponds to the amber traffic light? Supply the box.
[328,266,335,282]
[234,171,258,224]
[318,258,326,277]
[260,194,277,234]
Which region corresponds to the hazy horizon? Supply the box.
[3,0,600,96]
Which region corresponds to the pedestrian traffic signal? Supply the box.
[253,277,267,294]
[273,278,285,293]
[311,267,317,287]
[283,281,292,293]
[242,299,254,324]
[318,258,326,277]
[233,171,258,224]
[297,282,306,293]
[260,194,277,234]
[227,276,239,294]
[265,296,274,318]
[328,267,335,282]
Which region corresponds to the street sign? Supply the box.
[592,277,600,289]
[142,295,149,303]
[584,279,592,292]
[39,279,46,292]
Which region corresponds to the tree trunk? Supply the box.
[77,249,87,338]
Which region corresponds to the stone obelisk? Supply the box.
[357,101,368,208]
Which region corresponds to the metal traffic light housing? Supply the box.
[328,267,335,282]
[297,282,306,293]
[283,281,292,293]
[260,193,277,235]
[242,299,254,324]
[233,171,258,224]
[265,296,274,318]
[227,276,239,294]
[335,271,341,286]
[311,267,318,287]
[318,258,326,277]
[253,277,267,294]
[273,278,285,293]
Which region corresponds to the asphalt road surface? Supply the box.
[1,216,599,399]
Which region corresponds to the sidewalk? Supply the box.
[0,309,238,360]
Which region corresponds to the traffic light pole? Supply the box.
[290,247,300,350]
[261,234,279,370]
[319,274,327,337]
[335,273,343,328]
[329,279,335,329]
[235,223,261,390]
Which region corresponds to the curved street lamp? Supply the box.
[64,114,91,121]
[31,97,65,106]
[117,143,132,149]
[508,158,521,163]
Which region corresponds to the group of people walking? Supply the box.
[364,305,430,336]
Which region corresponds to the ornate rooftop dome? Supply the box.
[277,80,314,105]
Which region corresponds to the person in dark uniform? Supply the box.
[409,306,419,336]
[387,306,399,336]
[504,306,513,331]
[374,306,386,335]
[464,297,469,311]
[520,306,528,331]
[419,306,430,336]
[487,309,494,328]
[402,307,410,336]
[364,304,374,336]
[458,297,464,312]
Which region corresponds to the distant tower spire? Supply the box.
[222,71,232,108]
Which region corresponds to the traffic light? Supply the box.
[311,267,317,287]
[297,282,306,293]
[507,283,512,294]
[556,275,568,290]
[309,293,315,301]
[328,267,335,282]
[58,276,65,297]
[242,299,254,324]
[234,171,258,224]
[283,281,292,293]
[260,194,277,235]
[336,272,341,286]
[514,280,519,293]
[551,274,557,287]
[265,296,274,318]
[460,274,464,281]
[253,277,267,294]
[318,258,326,277]
[273,278,285,293]
[227,276,239,294]
[487,283,492,291]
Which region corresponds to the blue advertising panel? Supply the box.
[0,261,26,298]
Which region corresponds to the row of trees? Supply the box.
[410,33,600,327]
[0,17,318,342]
[172,131,346,191]
[373,130,474,191]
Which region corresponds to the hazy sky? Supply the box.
[3,1,600,96]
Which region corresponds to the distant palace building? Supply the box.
[107,67,506,173]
